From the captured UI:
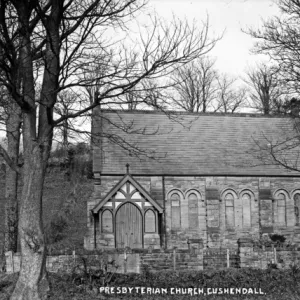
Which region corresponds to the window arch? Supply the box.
[274,190,288,226]
[186,190,200,229]
[242,193,251,227]
[102,210,113,233]
[223,191,236,228]
[145,209,156,233]
[293,191,300,225]
[168,190,183,229]
[238,190,254,228]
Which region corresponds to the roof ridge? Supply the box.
[99,108,290,118]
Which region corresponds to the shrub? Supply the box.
[269,234,286,244]
[71,254,119,289]
[45,215,69,244]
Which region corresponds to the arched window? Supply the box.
[170,192,181,228]
[277,192,287,225]
[102,210,113,233]
[188,192,199,229]
[225,192,235,228]
[242,193,251,227]
[145,210,156,233]
[294,192,300,225]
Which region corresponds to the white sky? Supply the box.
[147,0,280,77]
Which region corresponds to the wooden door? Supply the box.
[116,203,142,248]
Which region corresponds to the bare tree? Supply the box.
[170,56,219,112]
[246,0,300,97]
[213,74,247,113]
[244,63,286,114]
[3,98,21,254]
[0,1,220,298]
[0,86,22,255]
[243,0,300,171]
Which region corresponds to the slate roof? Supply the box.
[92,108,300,176]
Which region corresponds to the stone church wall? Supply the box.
[85,175,300,250]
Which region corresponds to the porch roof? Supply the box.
[92,173,163,213]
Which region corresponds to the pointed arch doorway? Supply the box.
[115,202,143,248]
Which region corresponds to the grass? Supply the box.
[1,267,300,300]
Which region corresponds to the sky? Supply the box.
[147,0,281,78]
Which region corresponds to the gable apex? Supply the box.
[92,174,163,213]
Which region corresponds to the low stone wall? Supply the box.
[5,250,142,274]
[238,238,300,269]
[141,248,203,272]
[6,239,300,274]
[276,248,300,267]
[5,247,204,274]
[203,249,239,269]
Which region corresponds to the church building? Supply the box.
[84,108,300,250]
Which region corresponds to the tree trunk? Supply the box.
[11,2,53,296]
[4,101,21,253]
[10,146,50,300]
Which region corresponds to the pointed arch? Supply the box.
[115,202,143,248]
[102,210,113,233]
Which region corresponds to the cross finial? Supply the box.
[126,163,130,174]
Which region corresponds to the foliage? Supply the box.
[170,57,247,113]
[49,142,93,180]
[51,143,90,159]
[253,233,289,249]
[2,267,300,299]
[243,63,290,115]
[70,254,118,289]
[0,0,221,297]
[247,0,300,97]
[269,234,286,244]
[45,216,69,245]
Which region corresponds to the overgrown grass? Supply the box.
[1,267,300,299]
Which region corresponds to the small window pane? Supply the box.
[277,193,286,225]
[115,191,125,199]
[225,193,234,207]
[188,193,198,229]
[225,193,235,228]
[171,206,180,228]
[170,192,181,228]
[129,184,135,193]
[131,192,141,199]
[242,193,251,227]
[145,210,156,233]
[171,200,180,207]
[102,210,113,233]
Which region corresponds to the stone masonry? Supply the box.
[85,175,300,250]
